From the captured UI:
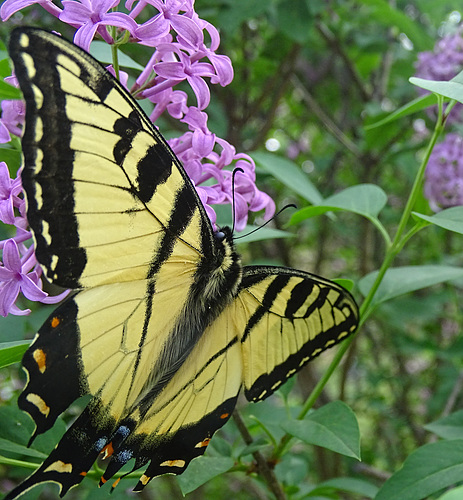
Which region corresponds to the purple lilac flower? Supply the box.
[0,76,25,143]
[60,0,138,51]
[424,133,463,210]
[0,162,23,225]
[415,29,463,122]
[1,0,276,316]
[1,0,62,21]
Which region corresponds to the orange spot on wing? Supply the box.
[80,471,87,476]
[220,413,229,419]
[195,438,210,448]
[32,349,47,373]
[112,477,121,489]
[51,317,60,328]
[100,476,107,485]
[101,442,114,459]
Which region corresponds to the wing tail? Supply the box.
[5,401,116,500]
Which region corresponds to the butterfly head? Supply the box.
[195,226,242,306]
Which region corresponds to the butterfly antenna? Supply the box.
[231,167,244,234]
[234,203,297,240]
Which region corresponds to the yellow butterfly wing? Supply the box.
[6,27,359,499]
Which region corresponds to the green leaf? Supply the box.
[376,440,463,500]
[410,70,463,104]
[425,410,463,440]
[176,456,234,494]
[365,94,438,130]
[236,226,293,243]
[0,78,21,99]
[0,341,30,368]
[89,41,144,70]
[0,146,22,172]
[275,0,313,43]
[0,437,46,460]
[413,207,463,235]
[251,151,323,205]
[281,401,361,460]
[358,265,463,307]
[437,485,463,500]
[0,57,13,78]
[318,477,378,499]
[333,278,355,292]
[291,184,387,222]
[360,0,431,51]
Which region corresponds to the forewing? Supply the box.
[238,266,359,402]
[9,27,213,289]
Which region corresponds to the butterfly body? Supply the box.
[7,28,359,499]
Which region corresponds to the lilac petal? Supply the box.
[20,273,48,302]
[135,52,158,87]
[60,0,92,23]
[0,196,15,225]
[9,228,32,245]
[1,99,25,137]
[171,14,203,49]
[232,193,249,232]
[41,288,71,304]
[135,14,170,44]
[182,158,202,183]
[0,266,14,280]
[7,302,31,316]
[72,23,100,51]
[0,280,20,317]
[182,106,207,130]
[250,191,276,218]
[192,129,215,157]
[0,162,11,190]
[2,239,21,272]
[101,12,138,32]
[1,0,61,20]
[166,90,188,119]
[106,66,129,88]
[189,61,215,77]
[155,61,187,79]
[202,20,220,51]
[187,75,210,109]
[0,122,10,143]
[209,53,233,86]
[204,204,217,228]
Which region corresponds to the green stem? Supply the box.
[109,24,120,81]
[273,93,445,461]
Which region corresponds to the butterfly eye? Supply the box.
[215,231,225,241]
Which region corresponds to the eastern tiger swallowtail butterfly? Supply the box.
[6,27,359,499]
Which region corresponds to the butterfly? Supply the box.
[6,27,359,498]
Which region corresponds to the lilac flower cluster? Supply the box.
[415,29,463,122]
[0,0,276,316]
[0,162,69,316]
[424,133,463,211]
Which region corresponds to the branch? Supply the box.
[316,22,371,102]
[291,75,362,158]
[232,410,287,500]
